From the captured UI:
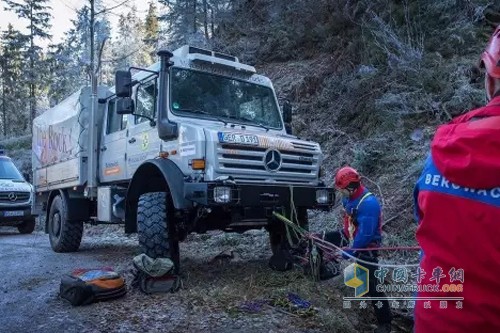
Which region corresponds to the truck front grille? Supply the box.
[216,143,319,184]
[0,192,30,204]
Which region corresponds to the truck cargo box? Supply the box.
[32,86,109,192]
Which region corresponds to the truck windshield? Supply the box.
[170,68,283,129]
[0,158,23,181]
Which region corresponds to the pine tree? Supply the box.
[0,24,29,136]
[3,0,52,133]
[144,1,159,60]
[113,7,151,69]
[46,2,111,103]
[158,0,231,48]
[159,0,196,48]
[94,0,111,83]
[46,42,78,105]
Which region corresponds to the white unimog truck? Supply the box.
[32,45,335,271]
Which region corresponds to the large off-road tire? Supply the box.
[48,195,83,252]
[17,219,35,234]
[137,192,171,259]
[269,207,309,255]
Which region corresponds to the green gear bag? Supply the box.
[131,254,182,294]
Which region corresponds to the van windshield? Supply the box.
[0,159,24,181]
[170,68,283,129]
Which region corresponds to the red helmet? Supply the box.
[334,166,361,189]
[481,26,500,78]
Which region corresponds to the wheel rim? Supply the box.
[52,212,61,237]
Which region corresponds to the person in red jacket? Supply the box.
[413,25,500,333]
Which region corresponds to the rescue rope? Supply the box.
[341,246,421,252]
[273,211,421,268]
[286,186,321,278]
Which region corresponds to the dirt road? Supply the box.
[0,226,398,333]
[0,228,138,333]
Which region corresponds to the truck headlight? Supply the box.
[213,186,231,203]
[316,189,329,204]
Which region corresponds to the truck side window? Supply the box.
[106,98,127,134]
[135,80,157,124]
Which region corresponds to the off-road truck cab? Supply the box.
[33,45,335,271]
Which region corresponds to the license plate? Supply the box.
[218,132,259,145]
[4,211,24,217]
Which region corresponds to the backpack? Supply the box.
[131,254,182,294]
[59,268,126,306]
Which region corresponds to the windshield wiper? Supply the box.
[177,108,228,125]
[177,108,209,115]
[247,120,270,132]
[224,115,270,131]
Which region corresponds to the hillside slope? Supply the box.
[215,0,500,240]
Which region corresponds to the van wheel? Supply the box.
[137,192,171,259]
[17,219,35,234]
[48,195,83,252]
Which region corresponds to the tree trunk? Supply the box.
[193,0,197,33]
[210,6,215,37]
[29,4,35,134]
[203,0,208,40]
[90,0,96,90]
[1,64,6,137]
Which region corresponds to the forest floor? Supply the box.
[0,221,414,333]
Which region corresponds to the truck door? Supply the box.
[126,78,161,178]
[99,97,129,182]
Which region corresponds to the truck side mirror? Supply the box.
[115,70,132,98]
[116,98,134,115]
[282,100,292,124]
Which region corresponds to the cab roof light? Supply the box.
[213,52,237,62]
[189,46,212,56]
[188,46,238,63]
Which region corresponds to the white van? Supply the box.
[0,151,36,233]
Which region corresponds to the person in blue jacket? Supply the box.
[322,166,392,333]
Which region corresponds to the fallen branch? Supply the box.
[361,175,386,207]
[383,207,410,227]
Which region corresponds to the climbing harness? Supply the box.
[346,191,373,241]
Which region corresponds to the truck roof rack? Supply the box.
[173,45,256,74]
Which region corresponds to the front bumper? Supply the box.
[184,182,335,209]
[0,207,36,225]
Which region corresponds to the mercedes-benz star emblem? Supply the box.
[8,192,17,202]
[264,149,282,172]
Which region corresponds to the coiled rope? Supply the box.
[275,187,421,268]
